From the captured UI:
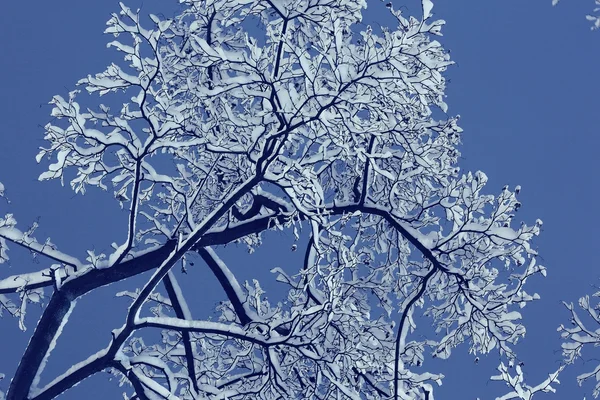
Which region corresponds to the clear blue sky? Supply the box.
[0,0,598,399]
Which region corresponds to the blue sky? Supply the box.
[0,0,598,399]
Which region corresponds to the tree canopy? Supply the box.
[0,0,594,399]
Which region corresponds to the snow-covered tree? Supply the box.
[549,1,600,399]
[0,0,561,399]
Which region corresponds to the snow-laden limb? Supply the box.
[161,272,198,394]
[197,247,265,325]
[559,293,600,397]
[0,181,82,298]
[0,184,83,332]
[490,362,563,400]
[0,200,82,271]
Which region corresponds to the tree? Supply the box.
[0,0,565,399]
[547,1,600,398]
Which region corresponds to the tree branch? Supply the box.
[0,226,83,270]
[135,317,271,346]
[162,271,198,393]
[197,247,255,325]
[393,267,437,400]
[8,196,461,400]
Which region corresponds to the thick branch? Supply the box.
[0,210,290,295]
[162,271,198,393]
[30,349,109,400]
[110,161,142,267]
[198,247,254,325]
[8,291,76,400]
[393,267,437,400]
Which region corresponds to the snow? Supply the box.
[0,270,53,294]
[129,355,176,395]
[132,371,181,400]
[0,226,83,270]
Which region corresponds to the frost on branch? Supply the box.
[0,184,62,331]
[488,362,563,400]
[559,292,600,397]
[2,0,551,399]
